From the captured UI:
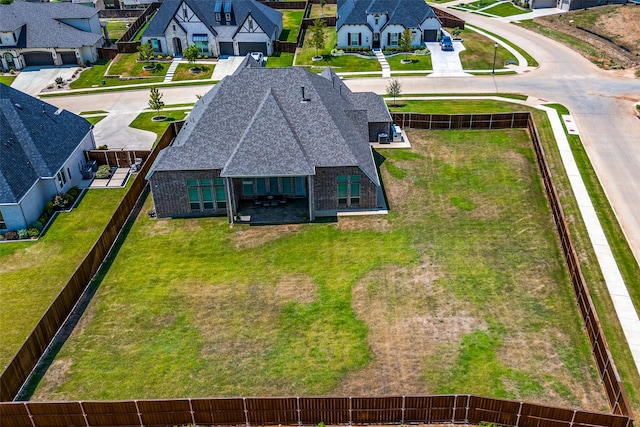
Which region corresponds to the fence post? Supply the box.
[24,402,36,427]
[243,397,250,427]
[592,328,601,354]
[401,395,405,424]
[297,397,301,426]
[188,398,196,426]
[451,395,456,424]
[349,396,353,426]
[489,114,493,129]
[464,395,469,424]
[134,400,144,427]
[511,113,515,129]
[80,401,90,427]
[515,402,523,427]
[569,410,576,427]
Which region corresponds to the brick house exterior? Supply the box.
[147,60,391,223]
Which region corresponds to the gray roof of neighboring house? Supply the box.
[336,0,439,30]
[150,66,385,186]
[142,0,282,39]
[0,84,92,204]
[0,2,102,49]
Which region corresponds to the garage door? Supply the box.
[238,42,267,56]
[219,42,234,56]
[23,52,55,67]
[60,52,77,65]
[423,29,438,43]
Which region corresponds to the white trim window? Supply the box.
[390,32,399,46]
[349,32,360,46]
[56,169,67,189]
[337,174,360,206]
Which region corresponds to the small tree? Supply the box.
[386,78,402,107]
[148,87,165,119]
[399,28,413,62]
[319,0,326,15]
[452,27,461,38]
[137,42,154,63]
[309,19,326,59]
[183,44,200,65]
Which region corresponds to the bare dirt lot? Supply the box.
[529,5,640,72]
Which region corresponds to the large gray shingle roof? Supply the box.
[0,84,92,204]
[337,0,438,31]
[151,66,383,186]
[142,0,282,39]
[0,2,102,49]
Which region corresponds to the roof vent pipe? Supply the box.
[301,86,310,103]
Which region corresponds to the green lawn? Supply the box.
[0,187,129,370]
[266,52,295,68]
[308,3,337,18]
[481,2,530,17]
[129,110,190,143]
[108,53,168,78]
[466,24,538,67]
[102,19,133,43]
[453,27,517,70]
[386,54,432,71]
[84,115,107,125]
[279,10,304,42]
[388,99,527,114]
[31,102,612,412]
[0,75,16,85]
[172,63,214,81]
[70,59,164,89]
[297,29,381,72]
[458,0,502,9]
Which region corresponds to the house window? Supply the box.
[374,17,379,25]
[243,179,254,195]
[183,5,188,20]
[0,210,6,230]
[248,18,254,30]
[67,168,72,180]
[56,169,67,189]
[193,34,209,54]
[282,177,292,194]
[151,39,161,53]
[215,12,221,21]
[187,178,225,210]
[349,32,359,46]
[337,175,360,206]
[225,13,231,22]
[390,33,399,46]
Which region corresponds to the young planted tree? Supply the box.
[309,19,326,59]
[183,44,200,65]
[399,28,413,62]
[386,78,402,107]
[452,27,461,39]
[137,42,154,64]
[148,87,165,119]
[320,0,326,15]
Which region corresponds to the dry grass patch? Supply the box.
[230,223,305,249]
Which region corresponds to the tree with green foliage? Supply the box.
[183,44,200,65]
[452,27,461,38]
[148,87,165,118]
[320,0,326,14]
[386,78,401,107]
[137,42,154,63]
[309,19,326,59]
[399,28,413,62]
[0,0,14,4]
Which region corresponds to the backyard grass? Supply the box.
[102,19,133,44]
[296,29,381,72]
[279,10,304,42]
[108,53,168,78]
[385,54,432,71]
[129,110,190,143]
[0,187,129,370]
[0,75,16,85]
[452,27,517,70]
[31,104,611,411]
[308,3,337,18]
[388,98,527,114]
[266,52,295,68]
[481,2,530,17]
[172,63,214,81]
[84,115,107,125]
[466,24,539,67]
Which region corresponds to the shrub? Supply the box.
[27,228,40,238]
[9,69,15,74]
[0,234,4,241]
[52,193,67,210]
[55,76,64,85]
[44,201,54,216]
[17,229,28,239]
[85,60,92,67]
[29,220,43,231]
[67,186,81,199]
[96,164,111,179]
[97,144,109,150]
[4,231,18,240]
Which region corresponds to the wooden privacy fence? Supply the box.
[0,395,634,427]
[115,2,160,53]
[85,150,152,168]
[393,111,632,417]
[0,122,184,403]
[432,6,466,30]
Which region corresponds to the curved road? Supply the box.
[48,12,640,266]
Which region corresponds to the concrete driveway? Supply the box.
[92,111,157,151]
[426,41,470,77]
[10,66,78,96]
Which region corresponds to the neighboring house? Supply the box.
[147,59,391,223]
[0,84,96,232]
[0,2,105,72]
[140,0,282,58]
[336,0,442,49]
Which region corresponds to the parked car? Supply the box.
[440,36,454,51]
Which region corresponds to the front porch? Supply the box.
[233,197,310,225]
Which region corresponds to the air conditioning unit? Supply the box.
[378,132,389,144]
[392,125,402,142]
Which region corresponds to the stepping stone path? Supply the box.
[373,49,391,78]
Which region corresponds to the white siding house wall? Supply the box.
[381,24,404,48]
[337,24,372,48]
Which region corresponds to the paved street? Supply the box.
[46,12,640,267]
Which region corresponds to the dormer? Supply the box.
[214,1,222,22]
[223,1,232,25]
[366,12,387,31]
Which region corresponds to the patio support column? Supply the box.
[225,177,234,224]
[307,175,314,222]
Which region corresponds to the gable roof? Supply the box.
[150,66,384,186]
[0,2,102,49]
[0,84,92,204]
[336,0,439,31]
[142,0,282,39]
